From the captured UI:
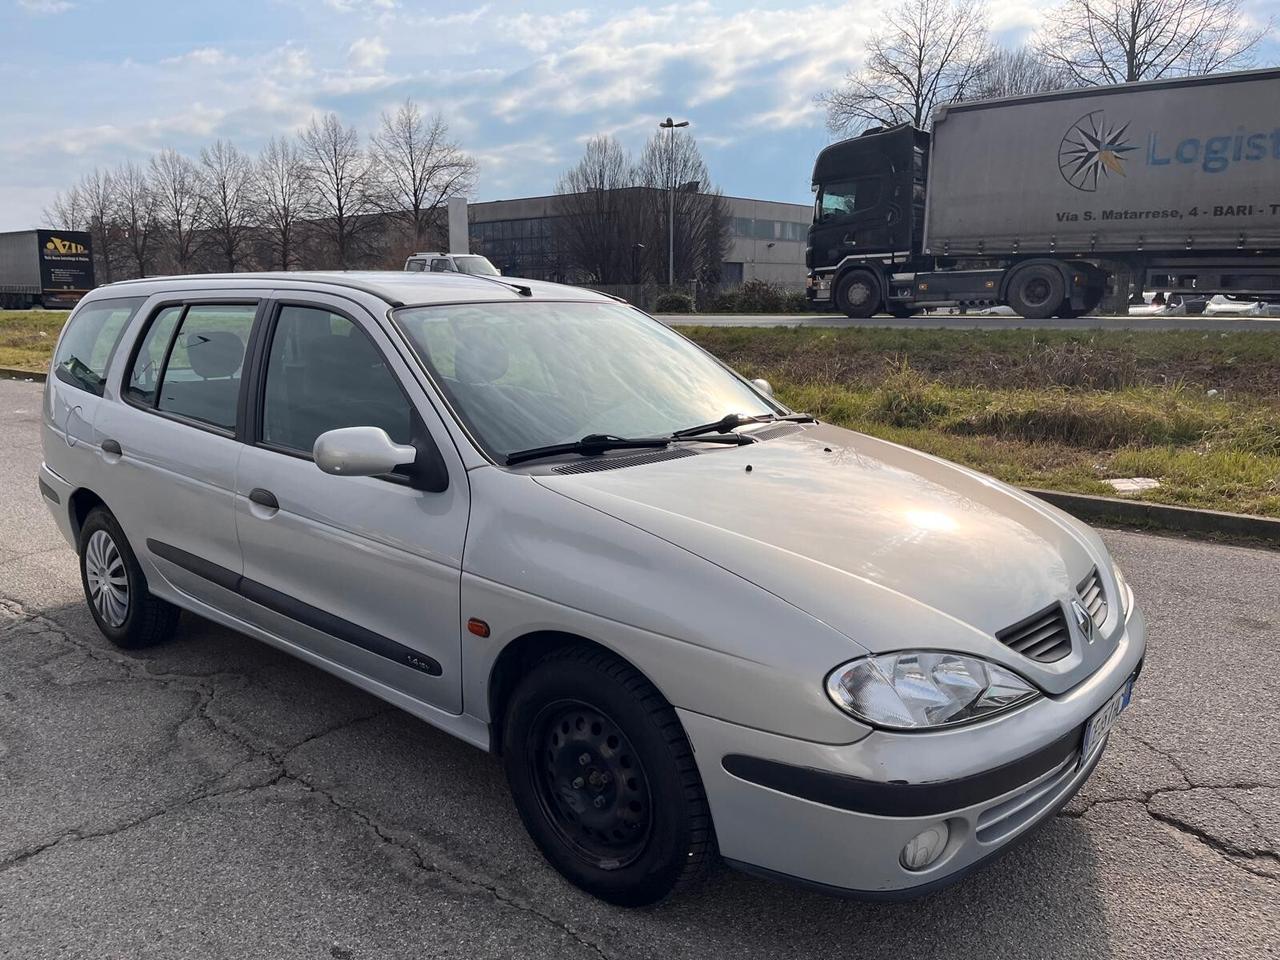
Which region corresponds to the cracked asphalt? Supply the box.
[1,376,1277,960]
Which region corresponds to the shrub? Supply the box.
[782,290,809,313]
[705,290,741,313]
[653,292,695,313]
[734,279,786,314]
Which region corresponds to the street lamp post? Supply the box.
[659,117,689,287]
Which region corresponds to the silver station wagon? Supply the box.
[39,272,1145,905]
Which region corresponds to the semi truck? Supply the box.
[0,230,95,310]
[806,68,1280,318]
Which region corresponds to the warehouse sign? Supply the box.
[38,229,95,307]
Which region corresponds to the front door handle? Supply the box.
[249,488,279,510]
[101,438,122,456]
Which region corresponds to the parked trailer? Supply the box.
[807,68,1280,318]
[0,230,95,310]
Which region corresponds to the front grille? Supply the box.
[553,447,697,475]
[1076,567,1107,628]
[996,603,1072,662]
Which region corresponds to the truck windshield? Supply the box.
[816,177,880,222]
[390,300,778,461]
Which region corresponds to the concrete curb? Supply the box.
[0,366,45,383]
[1025,487,1280,547]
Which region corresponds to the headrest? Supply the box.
[454,327,509,385]
[186,330,244,379]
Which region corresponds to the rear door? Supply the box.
[93,295,262,607]
[43,296,145,493]
[232,292,468,712]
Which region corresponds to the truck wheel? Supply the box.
[1007,265,1066,320]
[836,271,880,319]
[503,644,714,906]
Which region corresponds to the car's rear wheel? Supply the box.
[78,507,180,649]
[502,645,714,905]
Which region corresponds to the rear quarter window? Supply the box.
[51,298,145,396]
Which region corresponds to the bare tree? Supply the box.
[255,135,313,270]
[970,46,1073,99]
[298,112,383,269]
[819,0,991,132]
[45,186,87,230]
[199,140,257,271]
[78,168,119,283]
[370,99,477,249]
[1035,0,1270,85]
[554,135,644,284]
[149,149,204,274]
[114,161,159,278]
[636,129,730,283]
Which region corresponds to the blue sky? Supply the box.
[2,0,1277,230]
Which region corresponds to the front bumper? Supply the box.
[678,603,1146,896]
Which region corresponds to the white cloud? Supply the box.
[161,47,232,67]
[347,35,389,72]
[18,0,74,13]
[325,0,395,11]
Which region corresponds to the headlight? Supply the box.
[826,652,1039,730]
[1112,563,1134,619]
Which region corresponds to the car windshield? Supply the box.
[453,256,500,277]
[391,300,779,460]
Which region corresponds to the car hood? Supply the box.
[534,423,1119,694]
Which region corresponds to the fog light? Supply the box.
[900,823,950,871]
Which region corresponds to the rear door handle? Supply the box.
[101,438,122,456]
[249,488,279,510]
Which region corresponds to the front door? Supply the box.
[233,294,468,712]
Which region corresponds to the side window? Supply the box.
[406,260,426,272]
[817,177,882,222]
[52,298,145,396]
[430,259,451,272]
[147,304,254,430]
[125,306,183,405]
[261,305,412,456]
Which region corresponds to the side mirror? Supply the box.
[751,378,774,397]
[313,427,417,478]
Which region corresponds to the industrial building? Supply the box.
[464,191,811,287]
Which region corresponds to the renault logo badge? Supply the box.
[1071,599,1095,643]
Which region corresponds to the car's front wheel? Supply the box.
[78,507,180,649]
[502,645,714,905]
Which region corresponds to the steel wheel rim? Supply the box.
[528,699,654,870]
[85,529,129,628]
[1024,277,1052,306]
[847,281,872,306]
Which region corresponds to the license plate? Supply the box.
[1080,674,1136,764]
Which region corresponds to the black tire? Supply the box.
[78,507,180,649]
[836,271,880,319]
[1007,264,1067,320]
[502,645,714,906]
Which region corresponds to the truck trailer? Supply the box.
[806,68,1280,318]
[0,229,95,310]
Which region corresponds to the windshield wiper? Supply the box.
[505,432,749,466]
[671,412,816,438]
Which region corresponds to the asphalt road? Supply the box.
[658,312,1280,331]
[1,377,1277,960]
